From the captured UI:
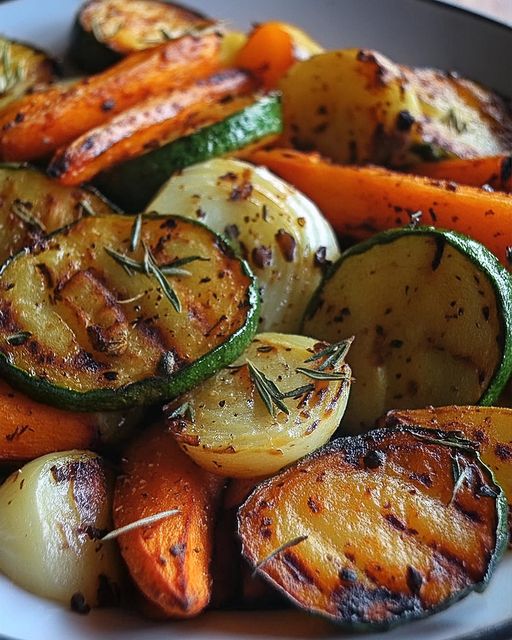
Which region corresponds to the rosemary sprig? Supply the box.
[167,401,195,423]
[143,242,181,313]
[411,430,477,454]
[252,535,308,576]
[295,366,352,381]
[11,200,46,232]
[79,200,97,217]
[105,246,200,277]
[279,383,315,399]
[304,336,354,371]
[247,359,289,418]
[129,214,142,252]
[101,509,180,541]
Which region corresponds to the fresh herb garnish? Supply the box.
[129,214,142,252]
[101,509,180,541]
[6,330,32,346]
[167,401,195,423]
[11,200,46,232]
[295,366,352,381]
[304,336,354,371]
[252,535,309,576]
[247,359,290,418]
[143,242,181,312]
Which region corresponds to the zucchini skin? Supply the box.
[0,214,260,411]
[303,225,512,407]
[95,93,283,212]
[238,426,509,631]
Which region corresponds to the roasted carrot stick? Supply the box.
[0,33,222,161]
[250,148,512,266]
[48,69,256,185]
[113,422,224,619]
[412,156,512,192]
[235,22,295,90]
[0,379,100,463]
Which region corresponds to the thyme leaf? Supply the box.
[304,336,354,371]
[101,509,180,541]
[247,359,289,417]
[252,535,308,576]
[11,199,46,232]
[295,366,352,381]
[129,213,142,252]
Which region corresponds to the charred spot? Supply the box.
[406,565,423,596]
[101,98,115,112]
[281,550,315,585]
[332,582,422,622]
[5,424,33,442]
[170,543,186,557]
[252,246,272,269]
[224,223,240,239]
[14,112,25,124]
[229,180,253,201]
[70,592,90,615]
[159,218,177,230]
[81,136,95,152]
[501,156,512,183]
[495,443,512,461]
[453,501,483,524]
[275,229,296,262]
[363,449,386,469]
[390,339,403,348]
[384,513,407,532]
[409,472,433,487]
[396,110,415,131]
[339,567,357,583]
[103,370,118,381]
[219,171,238,182]
[482,306,490,321]
[307,496,321,513]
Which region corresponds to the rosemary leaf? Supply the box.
[129,213,142,252]
[11,200,46,232]
[167,401,195,423]
[304,336,354,371]
[145,244,181,313]
[411,431,477,454]
[449,458,468,506]
[105,246,139,276]
[295,366,351,381]
[247,360,289,417]
[101,509,180,541]
[252,535,308,576]
[6,330,32,346]
[279,383,315,399]
[79,200,97,217]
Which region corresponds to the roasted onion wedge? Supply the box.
[238,427,507,630]
[166,332,352,478]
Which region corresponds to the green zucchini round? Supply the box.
[71,0,214,73]
[0,213,259,410]
[302,226,512,433]
[94,93,283,212]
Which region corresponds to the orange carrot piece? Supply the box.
[48,69,256,185]
[113,423,224,618]
[412,156,512,192]
[0,33,222,161]
[250,148,512,266]
[0,379,99,463]
[235,22,295,90]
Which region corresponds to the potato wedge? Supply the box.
[380,405,512,542]
[166,332,352,478]
[113,422,224,618]
[0,450,122,609]
[279,48,512,166]
[238,427,507,629]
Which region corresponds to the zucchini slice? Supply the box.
[0,163,119,264]
[0,214,259,410]
[238,427,508,630]
[147,158,340,333]
[0,36,57,110]
[166,332,352,478]
[71,0,214,73]
[95,93,283,212]
[302,227,512,433]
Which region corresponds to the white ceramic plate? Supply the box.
[0,1,511,639]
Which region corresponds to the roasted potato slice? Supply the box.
[280,48,512,166]
[380,405,512,542]
[238,427,507,629]
[0,450,122,610]
[113,422,224,618]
